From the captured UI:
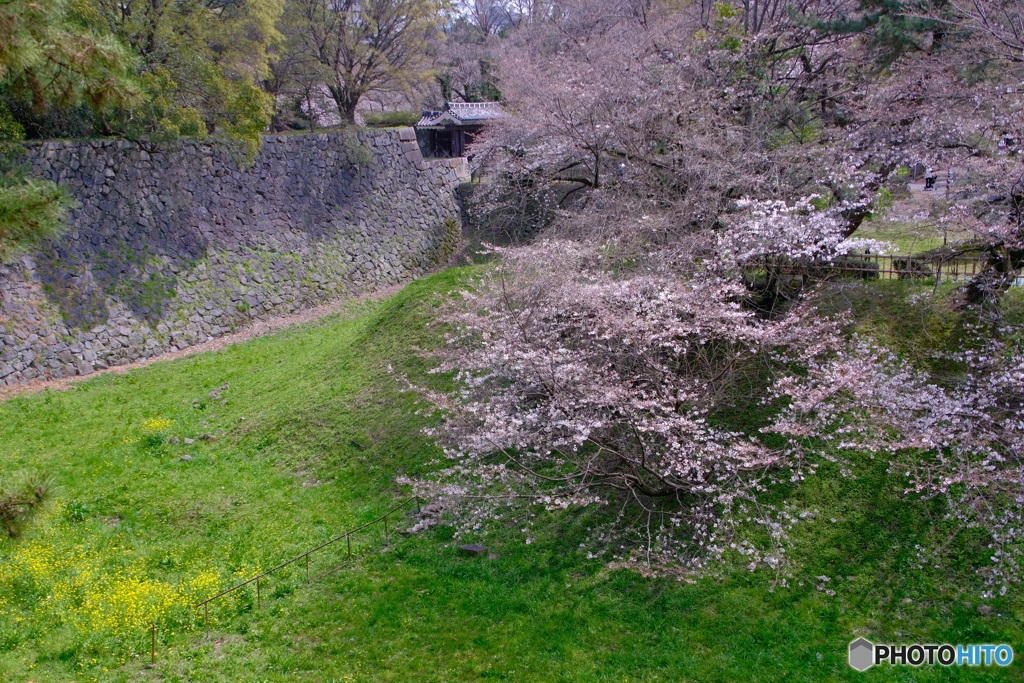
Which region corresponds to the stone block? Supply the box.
[15,129,461,383]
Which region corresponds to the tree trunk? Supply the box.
[965,245,1023,306]
[328,83,360,126]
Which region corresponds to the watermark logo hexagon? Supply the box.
[849,638,874,671]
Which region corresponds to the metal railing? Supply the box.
[144,496,420,663]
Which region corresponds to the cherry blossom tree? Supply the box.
[467,0,1022,258]
[413,0,1024,585]
[404,241,846,570]
[772,331,1024,595]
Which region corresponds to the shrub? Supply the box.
[362,110,421,128]
[0,470,52,537]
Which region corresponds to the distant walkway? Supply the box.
[908,172,949,196]
[0,283,406,402]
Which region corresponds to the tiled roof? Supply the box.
[416,102,506,128]
[446,102,507,122]
[416,110,442,127]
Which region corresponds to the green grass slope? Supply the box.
[0,269,1020,682]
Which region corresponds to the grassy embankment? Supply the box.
[0,266,1021,682]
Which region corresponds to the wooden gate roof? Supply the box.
[416,102,506,129]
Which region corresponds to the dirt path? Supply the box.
[0,283,407,402]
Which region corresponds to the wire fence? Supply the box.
[746,253,991,283]
[143,496,420,664]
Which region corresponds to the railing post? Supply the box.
[151,623,156,664]
[192,498,416,633]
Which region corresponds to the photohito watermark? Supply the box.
[849,638,1013,671]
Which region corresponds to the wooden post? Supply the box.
[384,514,389,543]
[257,577,261,609]
[151,623,156,664]
[306,554,310,584]
[347,535,352,560]
[204,603,209,634]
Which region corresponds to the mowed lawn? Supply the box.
[0,268,1020,682]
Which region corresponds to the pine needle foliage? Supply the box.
[0,103,73,263]
[0,470,52,538]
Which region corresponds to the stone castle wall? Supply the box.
[0,128,463,384]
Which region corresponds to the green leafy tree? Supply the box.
[87,0,282,158]
[293,0,447,124]
[224,82,273,164]
[434,8,503,105]
[264,0,336,132]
